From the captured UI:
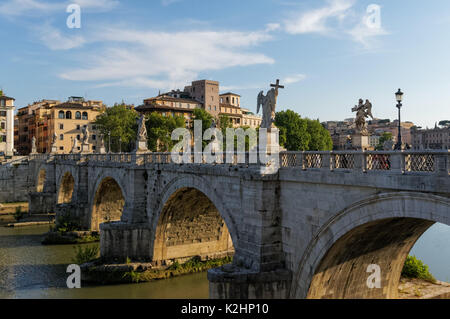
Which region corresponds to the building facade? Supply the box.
[411,125,450,150]
[137,79,262,129]
[0,90,16,156]
[16,97,104,155]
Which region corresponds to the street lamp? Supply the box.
[107,132,110,153]
[394,88,404,150]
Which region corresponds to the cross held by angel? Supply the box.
[257,79,284,129]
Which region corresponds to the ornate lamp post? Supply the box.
[108,131,111,153]
[394,89,404,150]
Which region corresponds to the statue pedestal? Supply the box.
[351,134,369,150]
[99,146,106,154]
[258,127,282,174]
[50,145,58,154]
[135,140,149,153]
[81,143,90,154]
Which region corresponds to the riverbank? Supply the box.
[42,230,100,245]
[81,256,233,285]
[0,202,55,227]
[398,277,450,299]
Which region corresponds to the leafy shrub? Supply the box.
[55,212,81,233]
[13,206,26,221]
[72,245,99,264]
[402,255,436,283]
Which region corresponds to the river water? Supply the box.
[0,223,449,299]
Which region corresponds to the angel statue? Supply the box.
[257,79,284,129]
[351,98,374,135]
[137,115,147,142]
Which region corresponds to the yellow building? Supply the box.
[17,97,104,154]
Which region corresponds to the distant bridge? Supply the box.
[26,150,449,298]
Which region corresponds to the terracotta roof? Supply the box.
[220,92,241,97]
[0,96,15,100]
[136,104,194,113]
[144,96,200,104]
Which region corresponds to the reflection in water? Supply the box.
[0,225,209,299]
[1,223,449,299]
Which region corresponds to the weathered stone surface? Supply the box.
[4,153,449,299]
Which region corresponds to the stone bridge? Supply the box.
[27,150,450,299]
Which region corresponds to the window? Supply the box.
[59,124,64,130]
[0,122,4,130]
[75,111,81,119]
[0,100,4,107]
[92,146,96,151]
[58,111,65,119]
[82,112,88,120]
[77,125,80,130]
[59,146,64,151]
[59,134,64,140]
[92,125,96,130]
[0,111,6,116]
[2,135,6,142]
[77,135,80,140]
[92,134,96,140]
[77,147,80,150]
[232,97,235,104]
[66,111,72,119]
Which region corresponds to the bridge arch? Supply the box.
[150,176,238,264]
[292,192,450,299]
[90,176,126,231]
[36,169,46,192]
[57,172,75,204]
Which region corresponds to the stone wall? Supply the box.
[0,162,33,203]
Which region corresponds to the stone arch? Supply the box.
[57,172,75,204]
[150,176,238,264]
[90,177,125,231]
[292,192,450,299]
[36,169,46,192]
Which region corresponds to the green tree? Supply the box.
[275,110,332,151]
[94,103,138,152]
[375,132,393,150]
[192,108,214,149]
[146,112,185,152]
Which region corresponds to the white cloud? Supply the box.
[266,23,281,32]
[283,74,306,84]
[59,28,275,90]
[0,0,118,16]
[348,4,388,48]
[284,0,355,34]
[37,24,86,50]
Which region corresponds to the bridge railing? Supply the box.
[279,150,449,175]
[29,150,449,175]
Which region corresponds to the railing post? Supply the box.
[390,152,403,173]
[435,152,449,176]
[321,152,331,171]
[354,151,364,172]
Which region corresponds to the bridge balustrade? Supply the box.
[25,150,449,175]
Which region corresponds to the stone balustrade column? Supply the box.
[390,152,404,173]
[321,153,331,171]
[354,152,364,172]
[434,152,449,176]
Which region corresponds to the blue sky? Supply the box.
[1,0,450,127]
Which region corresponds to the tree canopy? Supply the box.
[275,110,332,151]
[146,112,186,152]
[94,103,138,153]
[375,132,393,150]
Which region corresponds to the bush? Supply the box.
[72,245,99,264]
[402,255,436,283]
[55,212,81,233]
[13,206,26,221]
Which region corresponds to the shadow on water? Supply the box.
[0,225,210,299]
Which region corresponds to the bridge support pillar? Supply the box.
[28,192,55,214]
[207,266,292,299]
